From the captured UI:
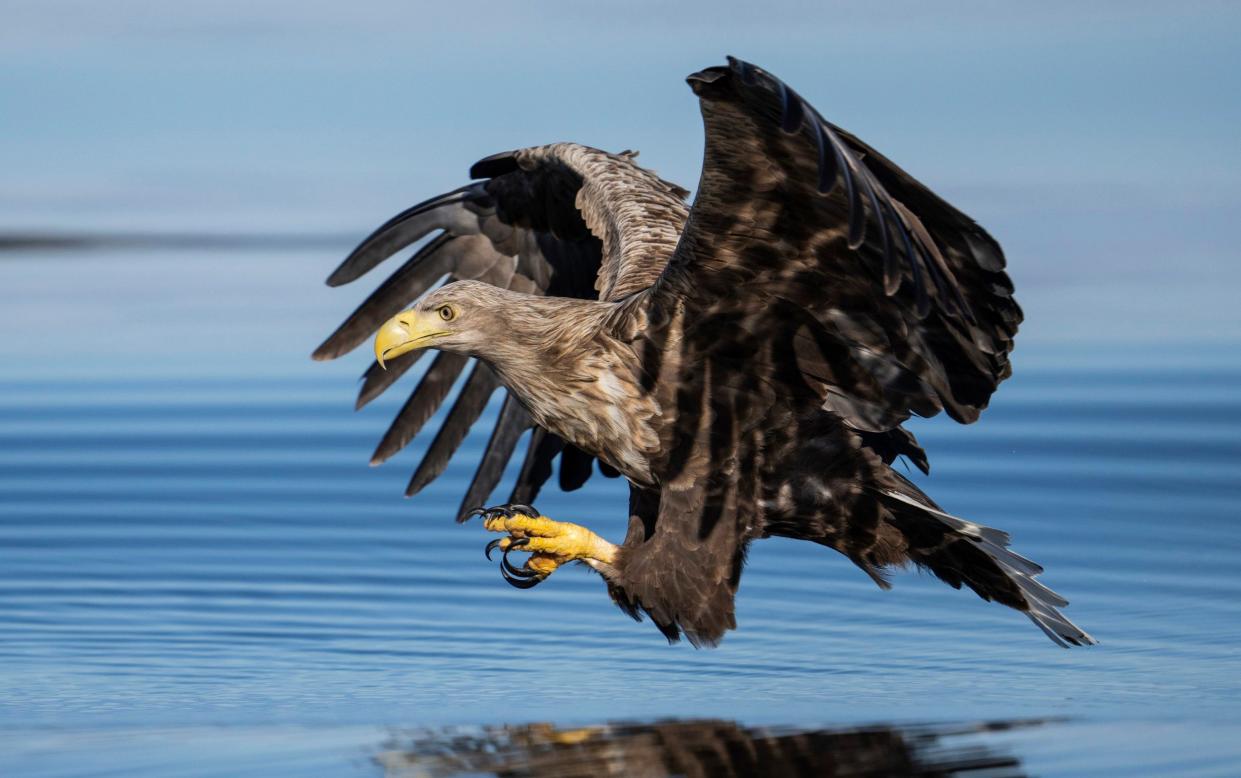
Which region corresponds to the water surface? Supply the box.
[1,243,1240,775]
[3,4,1241,774]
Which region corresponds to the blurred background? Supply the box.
[2,2,1239,776]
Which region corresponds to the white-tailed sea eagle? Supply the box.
[314,58,1094,648]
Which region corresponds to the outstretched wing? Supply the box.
[655,57,1021,435]
[610,59,1069,647]
[315,145,688,518]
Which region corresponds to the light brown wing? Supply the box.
[519,144,689,300]
[315,145,689,517]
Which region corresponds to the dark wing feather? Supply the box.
[317,148,689,517]
[355,350,421,411]
[508,427,563,507]
[313,234,491,361]
[557,444,594,492]
[608,57,1017,645]
[658,57,1021,432]
[370,351,469,466]
[456,394,532,521]
[609,383,764,647]
[611,59,1088,647]
[405,361,501,496]
[325,185,483,287]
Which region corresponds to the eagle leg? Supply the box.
[473,504,618,588]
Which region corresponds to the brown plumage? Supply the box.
[316,57,1094,648]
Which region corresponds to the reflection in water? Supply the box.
[377,719,1039,778]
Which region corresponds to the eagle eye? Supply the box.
[437,305,455,322]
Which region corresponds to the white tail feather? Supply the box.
[881,488,1096,648]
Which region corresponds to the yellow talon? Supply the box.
[482,513,617,566]
[477,507,618,588]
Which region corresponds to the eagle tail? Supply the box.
[875,477,1096,647]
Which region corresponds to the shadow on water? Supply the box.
[376,718,1043,778]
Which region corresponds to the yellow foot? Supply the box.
[468,504,618,589]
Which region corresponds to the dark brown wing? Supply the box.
[609,479,750,649]
[654,57,1021,434]
[609,60,1090,647]
[315,146,688,518]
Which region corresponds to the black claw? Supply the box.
[501,545,536,579]
[472,503,538,523]
[496,537,548,589]
[484,538,504,560]
[501,568,544,589]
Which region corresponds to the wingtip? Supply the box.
[369,447,392,467]
[469,151,519,180]
[687,57,735,91]
[686,67,728,92]
[1029,612,1098,648]
[325,253,366,287]
[724,55,751,76]
[688,56,772,96]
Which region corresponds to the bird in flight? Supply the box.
[315,57,1094,648]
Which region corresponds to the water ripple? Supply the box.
[2,349,1240,774]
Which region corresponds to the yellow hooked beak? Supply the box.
[373,310,449,369]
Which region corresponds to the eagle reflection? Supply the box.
[377,718,1034,778]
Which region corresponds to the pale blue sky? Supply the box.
[1,1,1239,344]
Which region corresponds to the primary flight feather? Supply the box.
[315,57,1094,648]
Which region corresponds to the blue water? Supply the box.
[2,242,1240,776]
[3,3,1241,774]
